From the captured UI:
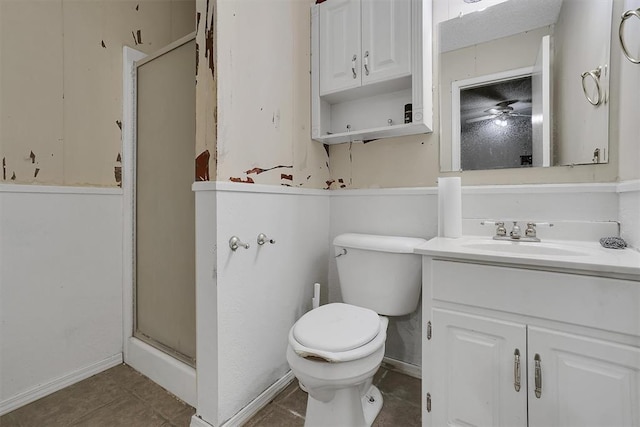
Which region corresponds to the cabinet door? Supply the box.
[361,0,411,85]
[431,309,527,427]
[319,0,361,95]
[529,327,640,427]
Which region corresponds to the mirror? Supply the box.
[439,0,613,172]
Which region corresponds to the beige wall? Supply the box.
[0,0,195,186]
[213,0,330,188]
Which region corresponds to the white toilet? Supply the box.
[286,233,426,427]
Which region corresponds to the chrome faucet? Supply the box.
[481,220,554,242]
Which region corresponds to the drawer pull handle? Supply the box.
[514,349,521,392]
[534,353,543,398]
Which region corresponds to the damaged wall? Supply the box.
[0,0,195,186]
[213,0,330,189]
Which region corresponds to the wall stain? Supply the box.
[205,1,215,79]
[101,40,106,48]
[11,172,16,180]
[325,179,335,190]
[230,176,255,184]
[195,10,201,77]
[136,4,139,11]
[281,174,293,181]
[30,151,36,164]
[195,150,210,181]
[131,31,138,45]
[136,30,143,44]
[34,168,40,178]
[2,157,6,180]
[245,165,293,175]
[116,120,122,130]
[114,152,122,187]
[323,143,330,158]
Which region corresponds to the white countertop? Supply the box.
[415,236,640,281]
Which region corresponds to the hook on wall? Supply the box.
[257,233,276,245]
[229,236,250,251]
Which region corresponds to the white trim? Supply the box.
[126,337,196,406]
[617,179,640,193]
[0,354,122,416]
[192,181,329,196]
[219,371,296,427]
[461,182,619,194]
[451,66,535,171]
[382,357,421,379]
[136,32,196,68]
[330,187,438,196]
[0,184,122,195]
[122,45,147,366]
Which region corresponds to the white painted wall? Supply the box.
[194,182,330,426]
[328,182,629,367]
[619,181,640,249]
[0,186,123,415]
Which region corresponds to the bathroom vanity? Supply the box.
[416,237,640,427]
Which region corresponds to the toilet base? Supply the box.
[304,385,383,427]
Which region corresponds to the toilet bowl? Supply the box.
[286,303,389,427]
[287,233,426,426]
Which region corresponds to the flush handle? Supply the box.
[335,248,347,258]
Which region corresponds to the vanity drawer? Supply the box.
[430,260,640,337]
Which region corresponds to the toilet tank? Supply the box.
[333,233,427,316]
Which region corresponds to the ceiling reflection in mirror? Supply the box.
[438,0,613,172]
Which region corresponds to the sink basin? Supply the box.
[461,241,589,257]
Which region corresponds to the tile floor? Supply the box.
[1,363,421,427]
[0,364,195,427]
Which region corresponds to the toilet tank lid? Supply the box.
[333,233,427,253]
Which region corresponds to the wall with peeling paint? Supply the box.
[0,0,195,187]
[213,0,330,189]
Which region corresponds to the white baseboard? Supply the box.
[0,353,122,416]
[220,371,296,427]
[125,337,196,407]
[190,414,214,427]
[382,357,421,379]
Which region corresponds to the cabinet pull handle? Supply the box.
[351,54,357,79]
[364,50,370,76]
[534,353,543,398]
[514,349,521,392]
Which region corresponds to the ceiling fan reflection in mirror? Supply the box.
[465,100,532,126]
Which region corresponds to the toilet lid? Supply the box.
[292,303,381,353]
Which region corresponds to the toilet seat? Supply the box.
[289,303,388,363]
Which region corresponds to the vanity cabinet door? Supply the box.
[360,0,411,85]
[319,0,361,95]
[528,326,640,427]
[431,309,528,427]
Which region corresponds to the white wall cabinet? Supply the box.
[423,259,640,427]
[311,0,432,144]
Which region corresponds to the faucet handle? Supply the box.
[481,220,507,237]
[510,221,522,239]
[525,222,554,238]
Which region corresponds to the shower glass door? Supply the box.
[134,37,196,366]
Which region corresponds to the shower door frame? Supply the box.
[121,32,197,407]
